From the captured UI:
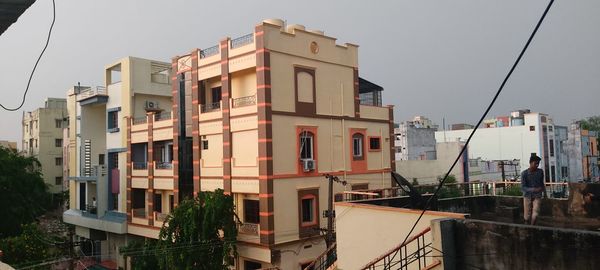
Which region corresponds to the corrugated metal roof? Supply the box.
[0,0,36,36]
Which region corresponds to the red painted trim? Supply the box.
[300,194,318,227]
[350,128,367,172]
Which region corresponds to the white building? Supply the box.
[395,116,438,161]
[435,110,559,182]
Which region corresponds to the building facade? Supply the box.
[394,116,438,161]
[566,122,599,182]
[435,110,560,182]
[63,57,172,267]
[0,140,17,150]
[22,98,68,193]
[125,19,394,269]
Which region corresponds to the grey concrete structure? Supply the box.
[395,116,437,161]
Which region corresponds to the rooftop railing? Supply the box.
[231,33,254,49]
[77,86,107,101]
[200,45,219,58]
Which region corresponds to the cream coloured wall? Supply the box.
[335,202,466,269]
[269,52,355,116]
[132,94,172,119]
[230,68,256,100]
[271,115,391,175]
[201,134,223,168]
[272,173,390,245]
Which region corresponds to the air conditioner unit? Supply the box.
[302,159,316,172]
[145,101,159,110]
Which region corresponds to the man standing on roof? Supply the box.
[521,154,545,225]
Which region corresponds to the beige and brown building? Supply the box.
[126,19,395,269]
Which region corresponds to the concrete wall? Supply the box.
[396,142,466,184]
[335,202,466,269]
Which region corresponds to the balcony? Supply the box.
[132,208,146,218]
[200,45,219,58]
[154,111,172,122]
[201,101,221,113]
[238,222,259,235]
[132,162,148,177]
[232,94,256,108]
[132,116,148,125]
[63,209,127,234]
[77,86,108,106]
[155,161,172,170]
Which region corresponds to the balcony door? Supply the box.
[79,182,86,211]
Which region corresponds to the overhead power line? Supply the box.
[390,0,556,266]
[0,0,56,111]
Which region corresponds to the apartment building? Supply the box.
[436,110,560,182]
[567,122,599,182]
[22,98,67,193]
[125,19,394,269]
[395,116,438,161]
[62,57,172,267]
[0,140,17,150]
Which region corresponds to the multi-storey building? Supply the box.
[395,116,438,161]
[0,140,17,150]
[567,122,599,182]
[125,19,394,269]
[63,57,172,267]
[22,98,68,193]
[436,110,560,182]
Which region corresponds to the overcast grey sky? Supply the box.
[1,0,599,147]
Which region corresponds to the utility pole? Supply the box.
[67,226,74,270]
[324,174,346,249]
[500,161,506,181]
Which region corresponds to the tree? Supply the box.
[0,146,52,238]
[121,189,238,270]
[0,223,65,268]
[579,116,600,133]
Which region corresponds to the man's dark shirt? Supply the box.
[521,168,545,198]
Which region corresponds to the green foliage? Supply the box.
[121,189,237,270]
[0,146,52,238]
[502,184,523,196]
[579,116,600,133]
[0,224,64,268]
[436,175,462,199]
[411,178,419,186]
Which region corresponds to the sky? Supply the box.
[1,0,599,148]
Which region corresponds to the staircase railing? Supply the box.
[303,243,337,270]
[361,227,432,270]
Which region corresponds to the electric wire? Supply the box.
[0,0,56,111]
[385,0,556,268]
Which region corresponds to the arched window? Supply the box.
[352,133,364,160]
[300,131,314,160]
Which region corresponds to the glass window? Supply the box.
[300,132,314,160]
[301,197,315,223]
[55,176,62,185]
[108,111,119,130]
[201,136,209,150]
[352,133,364,159]
[549,139,555,157]
[55,119,62,128]
[55,157,63,166]
[243,199,259,224]
[369,137,381,150]
[55,138,63,147]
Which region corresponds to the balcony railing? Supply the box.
[231,33,254,49]
[155,212,169,222]
[232,94,256,108]
[154,111,172,121]
[132,116,147,125]
[201,101,221,113]
[132,162,147,170]
[132,208,146,218]
[155,161,173,170]
[303,243,337,270]
[77,86,107,101]
[200,45,219,58]
[361,227,433,270]
[238,222,259,235]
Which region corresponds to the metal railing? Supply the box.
[201,101,221,113]
[303,243,337,270]
[132,208,146,218]
[132,162,147,170]
[155,161,173,170]
[200,45,219,58]
[132,116,147,125]
[154,111,172,121]
[231,33,254,49]
[238,223,259,235]
[338,181,571,202]
[77,86,107,101]
[155,212,169,222]
[361,227,432,270]
[232,94,256,108]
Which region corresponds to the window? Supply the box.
[551,165,556,181]
[99,154,105,165]
[55,138,63,147]
[529,126,535,131]
[298,189,319,238]
[549,139,555,157]
[154,194,162,212]
[243,199,259,224]
[55,119,62,128]
[301,196,315,224]
[549,126,553,132]
[211,86,222,103]
[55,176,62,185]
[108,111,119,132]
[352,133,364,160]
[369,137,381,151]
[55,157,63,166]
[201,136,208,150]
[244,260,262,270]
[300,132,314,160]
